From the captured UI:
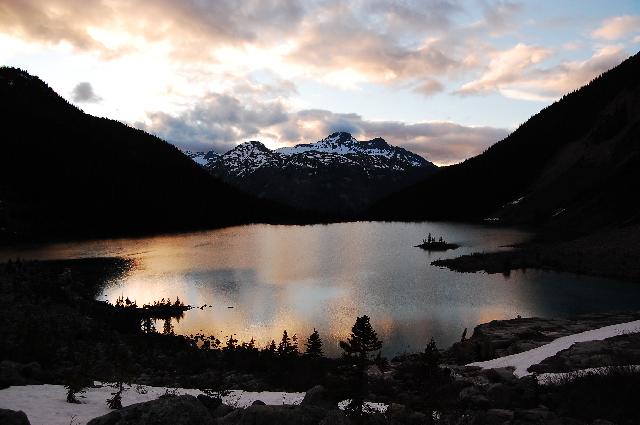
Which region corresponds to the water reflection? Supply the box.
[2,222,640,356]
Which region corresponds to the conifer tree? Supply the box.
[340,315,382,361]
[305,328,324,358]
[277,330,297,356]
[339,315,384,418]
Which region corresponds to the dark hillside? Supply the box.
[369,52,640,235]
[0,67,299,243]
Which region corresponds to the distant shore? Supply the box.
[433,224,640,282]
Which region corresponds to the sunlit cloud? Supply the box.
[1,0,638,165]
[137,96,508,166]
[457,44,628,101]
[592,15,640,40]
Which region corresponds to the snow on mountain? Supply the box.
[187,132,433,177]
[274,132,429,168]
[215,141,282,177]
[183,150,220,166]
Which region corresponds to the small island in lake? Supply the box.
[416,233,459,251]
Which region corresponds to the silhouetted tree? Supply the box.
[305,328,324,358]
[162,318,174,335]
[340,315,383,418]
[340,315,382,361]
[277,330,298,357]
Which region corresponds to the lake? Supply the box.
[3,221,640,356]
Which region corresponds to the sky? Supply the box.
[1,1,639,165]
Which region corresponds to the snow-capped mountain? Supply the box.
[276,132,428,168]
[183,132,437,216]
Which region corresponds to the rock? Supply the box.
[251,399,266,406]
[301,385,335,409]
[197,394,222,412]
[487,383,517,407]
[212,404,235,418]
[515,406,553,422]
[459,385,490,408]
[0,409,30,425]
[217,405,327,425]
[482,367,517,383]
[485,409,514,425]
[386,403,428,425]
[87,395,214,425]
[318,410,351,425]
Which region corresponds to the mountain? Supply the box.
[369,51,640,236]
[186,132,437,216]
[184,150,220,166]
[0,67,300,243]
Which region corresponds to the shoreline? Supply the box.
[433,224,640,282]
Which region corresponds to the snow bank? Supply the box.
[0,382,389,425]
[0,383,303,425]
[467,319,640,377]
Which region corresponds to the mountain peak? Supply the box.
[228,140,270,154]
[326,132,355,143]
[362,137,389,149]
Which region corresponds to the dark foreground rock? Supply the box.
[87,395,214,425]
[0,408,31,425]
[301,385,337,409]
[218,405,335,425]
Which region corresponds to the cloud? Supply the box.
[0,0,307,59]
[457,43,552,95]
[137,93,508,165]
[136,91,290,153]
[457,44,627,101]
[592,15,640,40]
[71,82,102,103]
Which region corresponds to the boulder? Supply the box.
[197,394,222,412]
[485,408,514,425]
[87,395,214,425]
[0,409,31,425]
[301,385,336,409]
[515,406,553,422]
[218,405,327,425]
[459,385,489,408]
[482,367,517,383]
[318,410,351,425]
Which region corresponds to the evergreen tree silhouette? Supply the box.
[340,315,382,361]
[339,315,383,418]
[277,330,297,356]
[305,328,324,358]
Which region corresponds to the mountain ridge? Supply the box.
[184,132,436,216]
[368,51,640,236]
[0,67,304,243]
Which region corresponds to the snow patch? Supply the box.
[0,383,304,425]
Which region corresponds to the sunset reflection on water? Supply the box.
[4,222,640,356]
